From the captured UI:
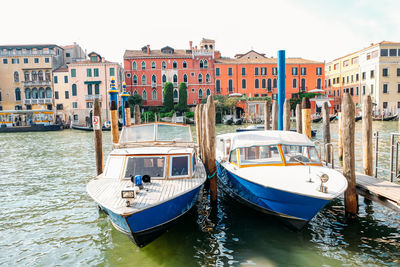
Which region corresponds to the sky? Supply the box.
[2,0,400,65]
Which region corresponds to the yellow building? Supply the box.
[0,44,64,112]
[53,67,72,124]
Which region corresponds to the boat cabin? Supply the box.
[0,109,55,128]
[216,131,321,168]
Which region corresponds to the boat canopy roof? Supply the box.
[119,122,192,145]
[218,130,315,151]
[0,109,53,114]
[110,146,194,155]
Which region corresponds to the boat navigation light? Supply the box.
[319,173,329,193]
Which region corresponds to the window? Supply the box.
[15,88,21,101]
[228,79,233,92]
[94,68,99,77]
[371,84,374,94]
[301,67,306,75]
[54,76,58,83]
[292,67,298,75]
[39,88,45,99]
[152,89,157,100]
[87,84,93,95]
[173,74,178,83]
[255,79,259,89]
[45,87,51,98]
[183,74,188,83]
[66,52,71,58]
[56,104,63,110]
[205,73,210,83]
[90,56,97,62]
[228,67,233,76]
[198,74,203,83]
[301,78,306,91]
[362,72,366,80]
[383,102,388,109]
[141,61,146,70]
[87,68,92,77]
[216,67,220,76]
[398,84,400,93]
[390,49,397,56]
[71,69,76,77]
[356,73,359,81]
[86,102,93,108]
[38,71,43,81]
[254,67,259,76]
[126,73,131,78]
[261,67,267,75]
[383,84,388,94]
[23,58,28,64]
[34,58,39,63]
[142,75,147,85]
[173,61,177,69]
[162,74,166,83]
[45,58,49,63]
[162,61,166,69]
[216,80,221,93]
[64,76,68,83]
[292,78,297,88]
[206,88,211,96]
[151,61,156,69]
[72,102,78,109]
[2,59,7,64]
[363,85,366,95]
[25,88,31,99]
[316,78,321,89]
[199,60,204,68]
[397,68,400,77]
[173,89,178,100]
[383,68,388,77]
[12,58,19,64]
[242,79,246,89]
[242,67,246,76]
[73,114,78,121]
[32,71,38,81]
[272,67,277,75]
[350,87,354,96]
[72,84,77,96]
[109,67,115,76]
[152,74,157,84]
[381,49,388,56]
[356,86,359,96]
[31,88,38,99]
[142,90,147,100]
[183,61,187,69]
[132,61,137,70]
[204,60,208,68]
[370,70,374,78]
[316,67,322,75]
[14,71,19,82]
[95,84,99,94]
[133,75,138,85]
[262,79,266,89]
[267,79,272,91]
[198,89,203,99]
[273,78,277,88]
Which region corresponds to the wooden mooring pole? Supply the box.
[125,101,131,126]
[296,103,302,133]
[201,104,207,165]
[302,98,311,139]
[264,101,270,130]
[272,100,278,130]
[362,95,373,176]
[342,93,358,217]
[206,96,217,203]
[110,99,119,144]
[283,99,290,131]
[322,102,331,164]
[134,105,141,124]
[93,99,103,175]
[338,110,343,161]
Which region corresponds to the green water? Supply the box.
[0,123,399,266]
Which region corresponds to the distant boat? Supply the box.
[216,130,348,229]
[372,114,397,121]
[312,117,323,123]
[71,124,111,131]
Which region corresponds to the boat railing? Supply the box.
[116,141,198,149]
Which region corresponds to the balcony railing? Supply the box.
[31,99,38,104]
[151,82,157,88]
[24,98,52,105]
[24,99,31,105]
[173,82,178,87]
[84,94,102,101]
[23,80,51,86]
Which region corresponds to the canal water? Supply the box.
[0,122,399,266]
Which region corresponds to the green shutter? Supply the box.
[71,69,76,77]
[109,67,115,76]
[94,68,99,77]
[54,76,58,83]
[87,68,92,77]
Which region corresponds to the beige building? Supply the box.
[53,67,72,123]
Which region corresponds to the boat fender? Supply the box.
[133,175,144,190]
[142,175,151,184]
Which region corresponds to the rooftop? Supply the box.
[0,44,62,50]
[124,49,192,59]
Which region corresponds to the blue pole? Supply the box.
[277,50,286,130]
[120,83,129,126]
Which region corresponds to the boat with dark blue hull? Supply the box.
[87,123,206,247]
[216,131,348,229]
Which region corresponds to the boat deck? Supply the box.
[87,160,206,216]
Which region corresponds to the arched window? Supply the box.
[228,79,233,92]
[133,75,138,85]
[301,78,306,91]
[45,87,52,98]
[183,61,187,68]
[317,78,322,89]
[45,70,50,81]
[198,74,203,83]
[183,74,188,83]
[152,89,157,100]
[173,89,178,99]
[133,90,138,95]
[198,89,203,99]
[72,84,77,96]
[15,88,21,101]
[206,88,211,96]
[242,79,246,89]
[292,78,297,88]
[255,79,259,89]
[142,90,147,100]
[38,70,43,81]
[216,80,221,93]
[151,61,156,69]
[262,79,266,89]
[205,73,210,83]
[14,71,19,82]
[173,74,178,83]
[24,71,30,81]
[152,74,157,83]
[204,60,208,68]
[199,60,204,68]
[25,88,31,99]
[162,61,166,69]
[39,87,45,99]
[132,61,137,70]
[32,88,38,99]
[273,78,277,88]
[267,79,272,91]
[141,61,146,70]
[32,71,37,81]
[162,74,166,83]
[142,75,147,85]
[173,61,177,69]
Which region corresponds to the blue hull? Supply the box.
[217,162,329,228]
[101,184,202,247]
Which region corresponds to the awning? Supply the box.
[84,81,101,85]
[315,100,331,108]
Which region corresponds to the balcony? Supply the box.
[31,99,38,104]
[24,99,31,105]
[23,80,51,86]
[173,82,178,87]
[151,82,157,88]
[84,94,102,101]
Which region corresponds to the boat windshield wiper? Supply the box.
[291,156,308,166]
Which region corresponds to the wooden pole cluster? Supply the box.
[322,102,331,164]
[125,101,131,126]
[301,98,311,139]
[283,99,290,131]
[296,103,302,133]
[338,111,343,161]
[342,93,357,217]
[134,105,141,124]
[110,99,119,144]
[271,100,278,130]
[264,101,270,130]
[93,99,103,175]
[362,95,373,176]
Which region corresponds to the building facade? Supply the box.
[53,67,72,123]
[123,38,219,107]
[62,43,86,64]
[0,44,64,111]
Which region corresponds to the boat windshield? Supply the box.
[238,145,282,165]
[124,156,166,179]
[281,145,320,164]
[156,124,192,142]
[120,124,155,143]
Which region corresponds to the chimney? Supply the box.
[146,45,150,54]
[189,41,193,50]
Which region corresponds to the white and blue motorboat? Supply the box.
[216,130,348,229]
[87,122,206,247]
